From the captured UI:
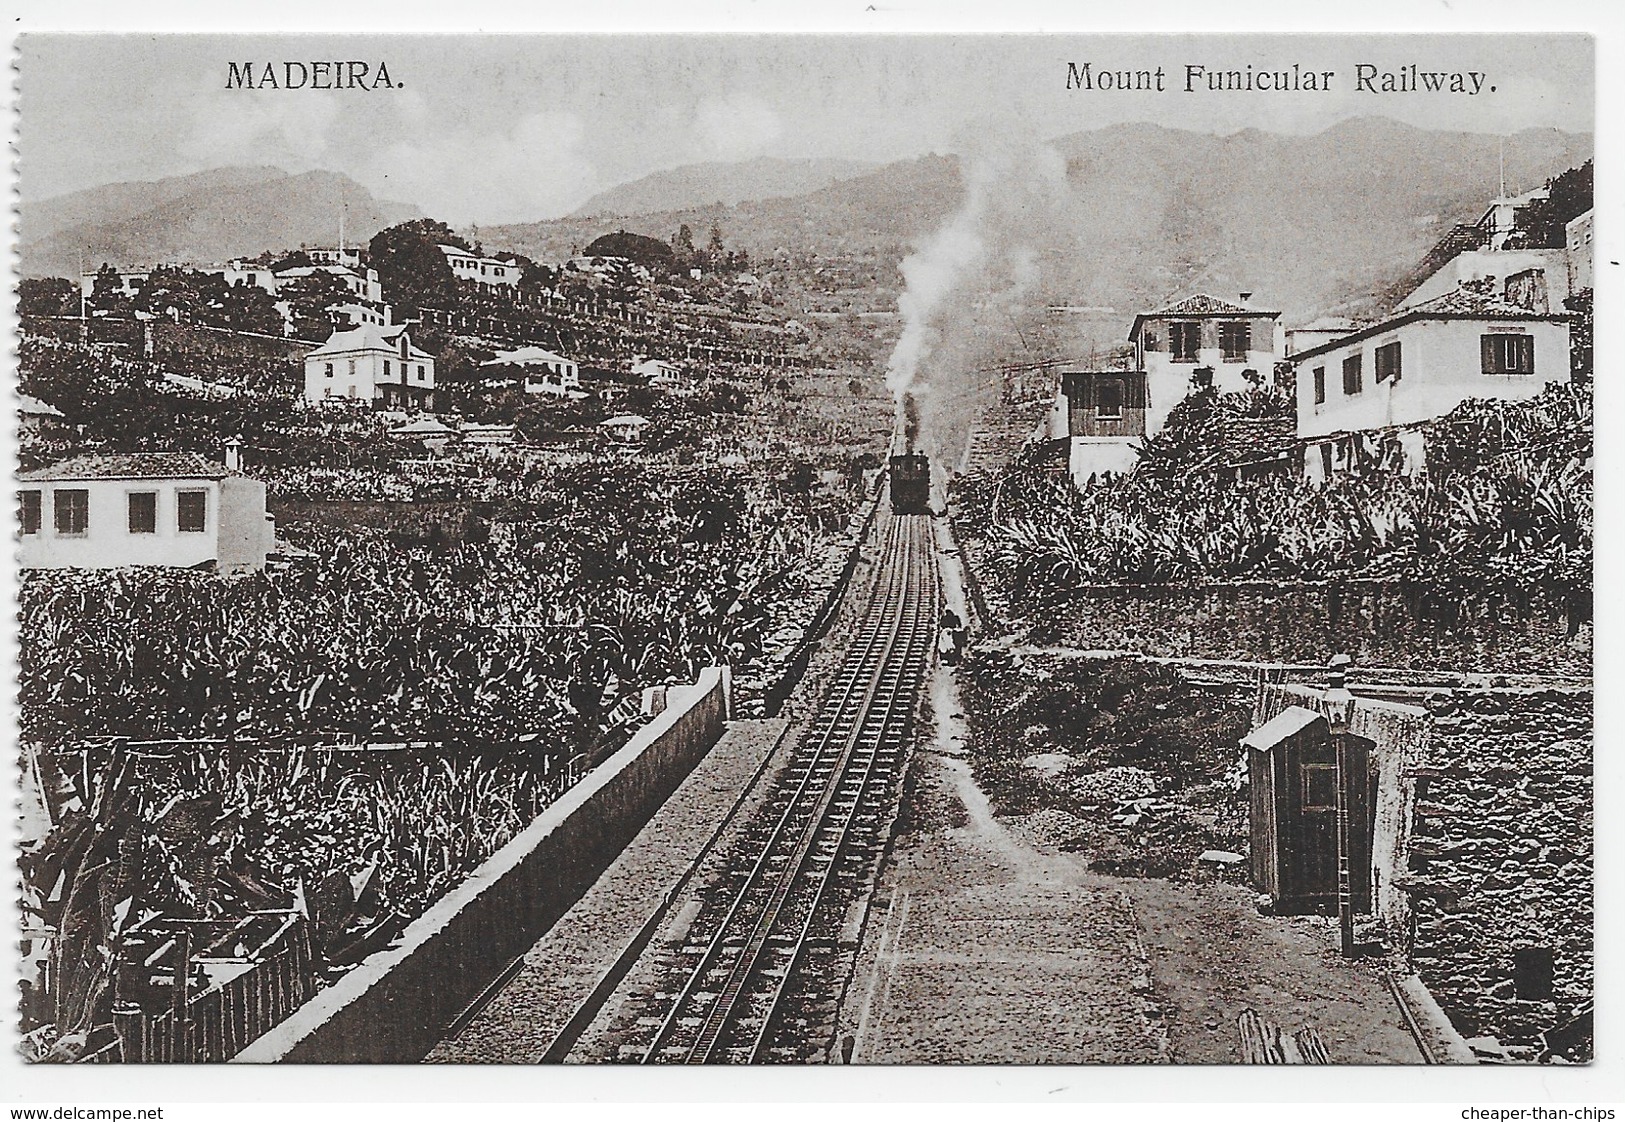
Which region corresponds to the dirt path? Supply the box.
[841,522,1424,1064]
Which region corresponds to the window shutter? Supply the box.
[1482,334,1498,374]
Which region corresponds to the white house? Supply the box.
[18,394,66,434]
[482,346,582,396]
[437,244,521,288]
[600,414,651,444]
[274,264,383,304]
[303,323,436,409]
[632,357,684,387]
[1292,284,1572,481]
[18,451,274,573]
[307,246,362,269]
[1397,248,1570,314]
[1129,293,1285,435]
[80,268,150,299]
[1566,209,1595,293]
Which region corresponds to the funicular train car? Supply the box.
[889,453,931,514]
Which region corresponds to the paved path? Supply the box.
[427,719,787,1063]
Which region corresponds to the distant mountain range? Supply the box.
[483,117,1592,329]
[19,167,421,278]
[24,119,1591,334]
[570,156,878,219]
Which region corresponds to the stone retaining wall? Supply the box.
[1033,581,1589,676]
[1404,688,1592,1051]
[234,666,730,1063]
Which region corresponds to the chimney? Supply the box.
[1239,291,1253,304]
[224,438,243,472]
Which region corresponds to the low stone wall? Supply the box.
[234,666,730,1064]
[1033,581,1589,676]
[1404,688,1592,1051]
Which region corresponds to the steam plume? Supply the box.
[884,134,1073,463]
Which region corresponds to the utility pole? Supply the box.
[1325,653,1356,957]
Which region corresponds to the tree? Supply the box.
[135,266,209,322]
[582,230,676,276]
[673,223,696,264]
[280,271,358,340]
[88,264,133,318]
[270,250,314,272]
[219,281,286,337]
[368,219,466,316]
[18,277,79,318]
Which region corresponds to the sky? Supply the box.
[17,32,1594,225]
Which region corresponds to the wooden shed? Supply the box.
[1244,705,1375,916]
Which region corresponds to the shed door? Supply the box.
[1285,726,1374,913]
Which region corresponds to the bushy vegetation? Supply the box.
[21,464,826,755]
[959,652,1250,878]
[957,383,1592,615]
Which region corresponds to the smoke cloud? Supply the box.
[884,134,1074,463]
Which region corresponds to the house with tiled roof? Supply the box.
[17,451,274,573]
[303,323,436,408]
[1130,291,1284,434]
[1290,279,1573,481]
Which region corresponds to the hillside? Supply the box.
[482,118,1590,342]
[20,168,421,278]
[570,155,877,218]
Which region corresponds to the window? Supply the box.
[348,359,357,376]
[324,362,333,378]
[1301,763,1337,811]
[1171,322,1200,363]
[1342,353,1364,396]
[1375,341,1402,384]
[417,367,426,382]
[54,489,89,536]
[384,360,392,377]
[1313,367,1327,405]
[1482,333,1535,375]
[19,490,41,535]
[1512,947,1554,1001]
[1097,378,1124,418]
[1220,321,1249,362]
[127,491,157,535]
[177,489,207,533]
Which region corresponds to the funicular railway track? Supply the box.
[631,513,938,1064]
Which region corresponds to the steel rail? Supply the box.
[639,515,936,1064]
[639,516,918,1062]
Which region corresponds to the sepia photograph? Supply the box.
[7,21,1602,1094]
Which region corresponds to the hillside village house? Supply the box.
[303,323,436,408]
[1044,368,1149,487]
[632,356,685,387]
[1567,209,1595,292]
[18,393,67,434]
[306,246,362,269]
[18,452,274,573]
[274,263,384,304]
[1292,283,1572,481]
[1130,293,1285,435]
[437,244,520,288]
[481,346,582,396]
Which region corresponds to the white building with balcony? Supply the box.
[303,324,436,409]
